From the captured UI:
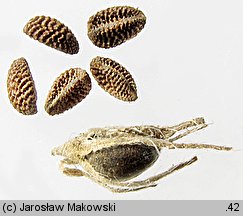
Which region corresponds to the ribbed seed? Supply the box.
[23,16,79,54]
[90,56,137,102]
[7,57,37,115]
[45,68,92,115]
[88,6,146,48]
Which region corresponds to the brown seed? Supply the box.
[90,56,137,102]
[45,68,92,115]
[23,16,79,54]
[85,143,159,181]
[7,57,37,115]
[87,6,146,48]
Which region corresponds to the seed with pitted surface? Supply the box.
[7,57,37,115]
[45,68,92,115]
[87,6,146,48]
[90,56,137,102]
[23,15,79,54]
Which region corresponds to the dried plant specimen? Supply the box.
[90,56,137,102]
[87,6,146,48]
[52,117,232,193]
[45,68,91,115]
[7,57,37,115]
[23,16,79,54]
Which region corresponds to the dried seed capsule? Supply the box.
[7,57,37,115]
[45,68,91,115]
[90,56,137,102]
[87,6,146,48]
[23,16,79,54]
[52,117,232,193]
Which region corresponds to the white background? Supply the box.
[0,0,242,199]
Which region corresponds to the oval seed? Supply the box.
[85,143,159,181]
[45,68,91,115]
[23,15,79,54]
[7,57,37,115]
[90,56,137,102]
[87,6,146,48]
